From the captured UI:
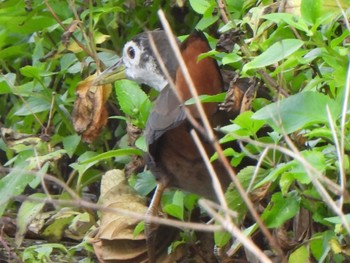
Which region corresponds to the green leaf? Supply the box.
[189,0,211,14]
[310,232,327,260]
[62,134,81,158]
[134,171,157,196]
[23,243,68,262]
[291,150,326,184]
[16,193,46,247]
[135,135,147,152]
[163,190,185,220]
[0,73,15,94]
[222,52,242,65]
[14,96,51,116]
[79,148,142,165]
[0,15,56,34]
[115,80,151,128]
[301,0,322,25]
[280,173,294,195]
[233,111,265,135]
[263,13,310,34]
[324,214,350,224]
[42,211,75,242]
[133,221,145,237]
[243,39,303,72]
[288,245,309,263]
[196,14,219,31]
[70,151,99,176]
[0,167,35,217]
[253,91,341,134]
[225,166,268,223]
[20,66,41,80]
[214,231,231,247]
[262,191,300,228]
[184,93,225,105]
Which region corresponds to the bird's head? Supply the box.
[95,30,178,91]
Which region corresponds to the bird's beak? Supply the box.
[94,59,126,85]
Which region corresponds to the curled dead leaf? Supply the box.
[72,74,112,143]
[93,169,149,262]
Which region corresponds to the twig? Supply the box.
[200,199,272,263]
[13,195,222,233]
[44,0,96,59]
[217,0,230,24]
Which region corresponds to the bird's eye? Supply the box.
[127,46,135,59]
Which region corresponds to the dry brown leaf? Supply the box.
[249,182,271,203]
[93,169,149,262]
[72,74,112,143]
[219,77,257,114]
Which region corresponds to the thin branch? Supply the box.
[44,0,95,59]
[14,195,222,233]
[200,199,272,263]
[217,0,230,24]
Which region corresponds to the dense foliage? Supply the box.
[1,0,350,262]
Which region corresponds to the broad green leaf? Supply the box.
[253,91,341,134]
[0,43,30,59]
[310,233,325,260]
[185,93,225,105]
[163,190,185,220]
[20,66,41,80]
[27,149,66,170]
[263,13,310,34]
[0,15,56,34]
[288,245,309,263]
[115,80,151,128]
[291,150,326,184]
[233,111,265,135]
[225,224,259,254]
[134,171,157,196]
[80,6,124,21]
[225,166,268,224]
[0,73,15,94]
[22,243,68,262]
[14,96,51,116]
[41,209,80,242]
[183,193,198,212]
[301,0,322,25]
[262,191,300,228]
[243,39,303,72]
[0,167,36,217]
[62,134,81,158]
[70,151,100,176]
[280,173,294,195]
[16,193,46,246]
[78,148,142,165]
[189,0,211,14]
[196,14,219,31]
[214,231,231,248]
[135,135,147,152]
[133,221,145,237]
[222,52,242,65]
[324,214,350,224]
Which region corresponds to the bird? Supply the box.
[94,29,246,262]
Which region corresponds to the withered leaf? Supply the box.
[72,74,112,143]
[93,170,149,262]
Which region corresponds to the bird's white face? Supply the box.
[122,40,168,92]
